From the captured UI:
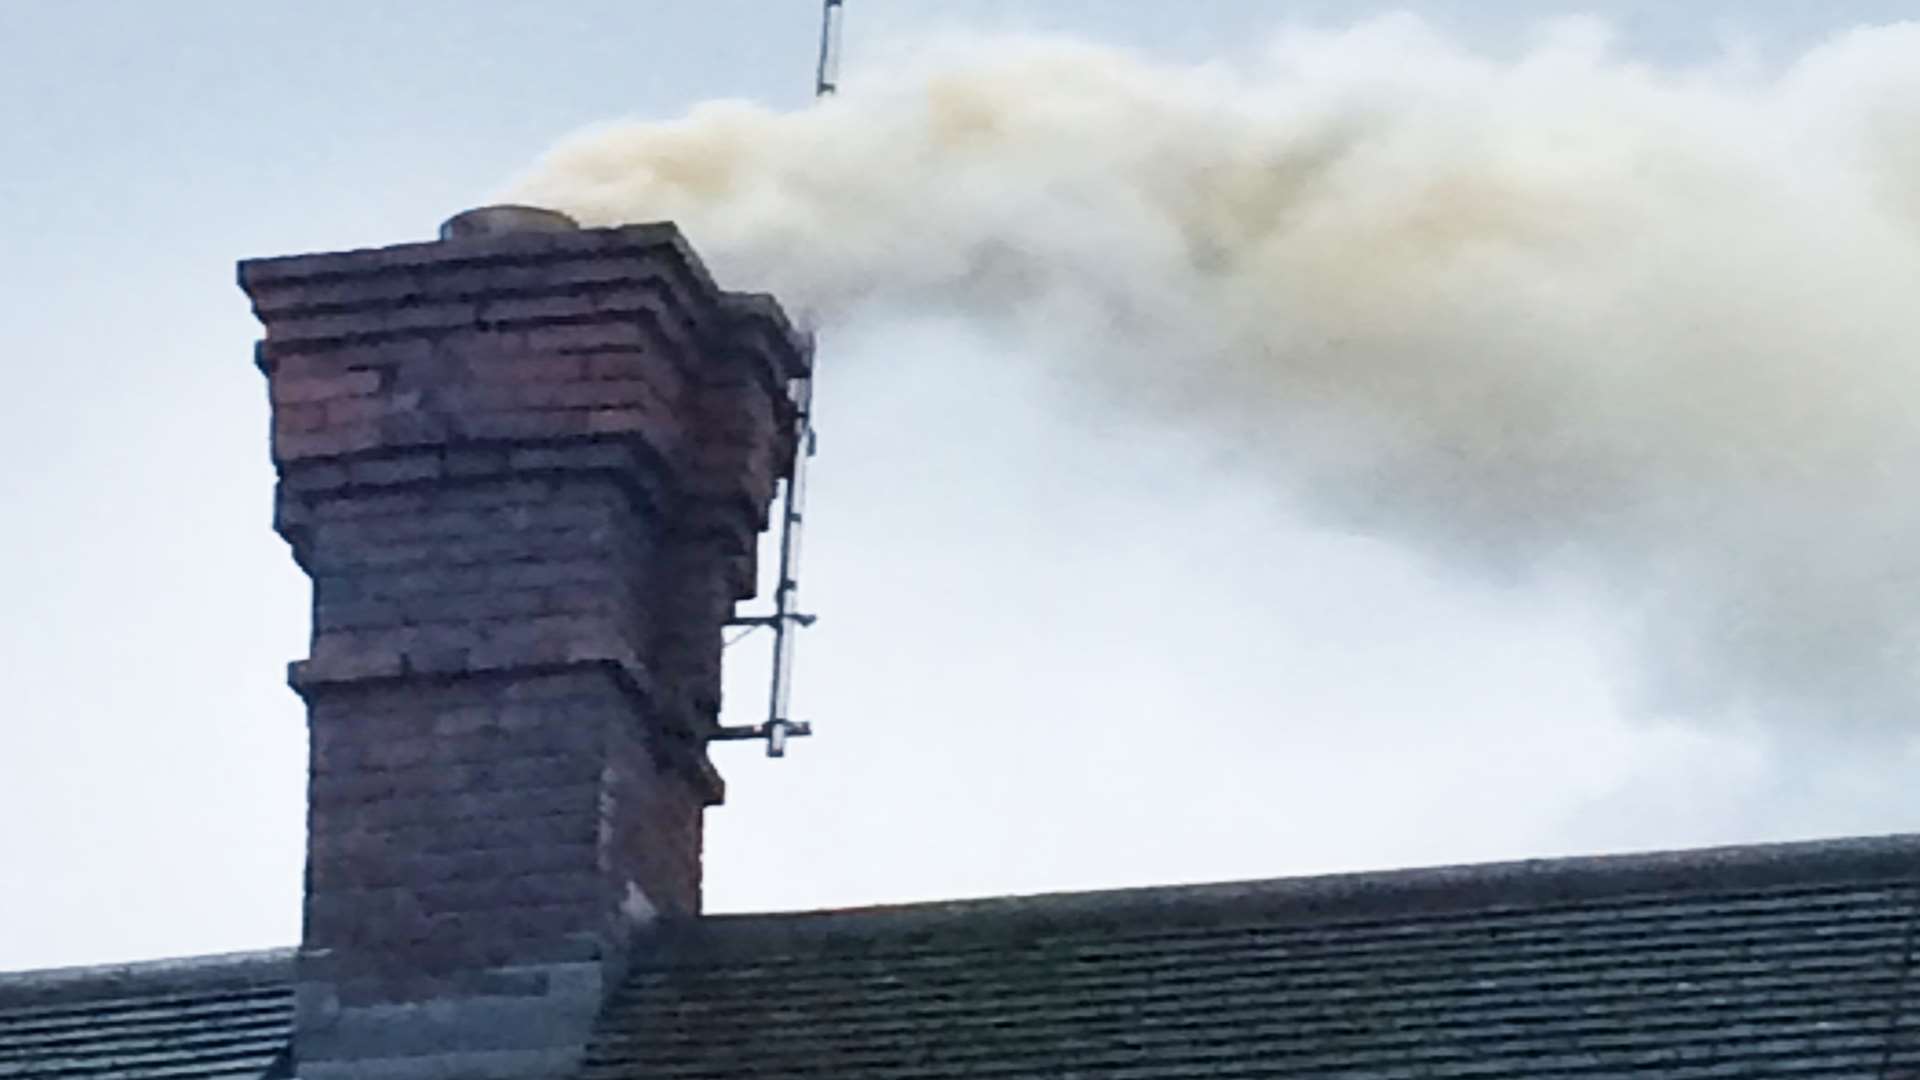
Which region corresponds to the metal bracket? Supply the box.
[727,613,819,629]
[712,719,814,758]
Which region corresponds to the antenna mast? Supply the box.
[714,1,839,758]
[817,0,844,96]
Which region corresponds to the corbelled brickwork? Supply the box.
[238,211,807,1080]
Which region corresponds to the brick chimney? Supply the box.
[238,206,807,1079]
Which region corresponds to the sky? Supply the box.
[3,0,1919,972]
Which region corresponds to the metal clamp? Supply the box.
[712,719,815,758]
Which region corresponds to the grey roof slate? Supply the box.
[582,834,1920,1079]
[0,950,292,1079]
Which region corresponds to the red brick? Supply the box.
[523,321,648,354]
[269,353,351,380]
[468,353,586,384]
[273,370,381,404]
[276,403,328,433]
[274,424,382,460]
[462,409,592,441]
[325,396,389,426]
[308,628,407,680]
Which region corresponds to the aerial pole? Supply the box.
[715,2,839,758]
[817,0,844,96]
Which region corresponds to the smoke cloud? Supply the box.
[510,17,1920,741]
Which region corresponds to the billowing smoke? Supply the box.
[510,17,1920,741]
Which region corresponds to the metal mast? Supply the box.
[714,1,838,758]
[817,0,844,96]
[763,373,817,758]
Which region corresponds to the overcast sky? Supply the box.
[4,0,1919,972]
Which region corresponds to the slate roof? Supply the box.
[0,950,292,1079]
[582,834,1920,1079]
[9,835,1920,1078]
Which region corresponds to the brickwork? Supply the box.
[239,213,808,1079]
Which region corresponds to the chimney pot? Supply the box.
[437,203,578,240]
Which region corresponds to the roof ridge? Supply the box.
[0,948,295,1008]
[661,832,1920,958]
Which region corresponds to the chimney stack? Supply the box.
[238,207,807,1079]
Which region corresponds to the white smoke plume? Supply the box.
[510,17,1920,741]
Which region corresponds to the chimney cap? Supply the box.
[438,204,579,241]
